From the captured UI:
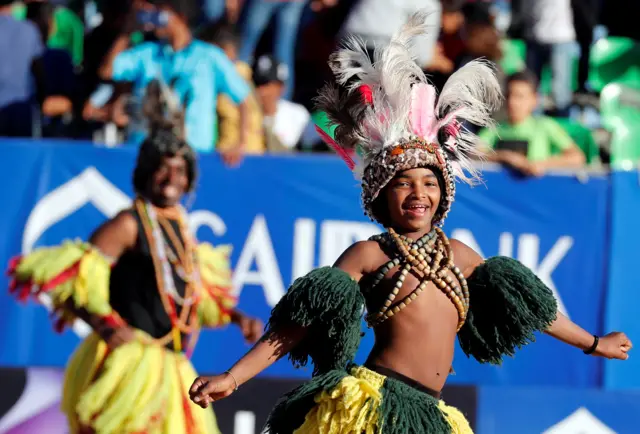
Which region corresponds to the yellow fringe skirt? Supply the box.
[270,366,472,434]
[62,332,219,434]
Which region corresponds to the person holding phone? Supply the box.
[479,70,585,177]
[99,0,251,165]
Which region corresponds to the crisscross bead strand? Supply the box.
[366,228,470,330]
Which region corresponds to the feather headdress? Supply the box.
[315,10,502,224]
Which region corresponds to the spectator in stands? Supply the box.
[202,0,241,24]
[0,0,45,137]
[13,0,84,66]
[99,0,251,158]
[26,1,75,136]
[341,0,441,70]
[456,2,501,69]
[237,0,308,100]
[82,0,133,108]
[571,0,600,95]
[429,0,465,74]
[198,21,266,155]
[479,71,585,177]
[520,0,576,117]
[253,54,310,151]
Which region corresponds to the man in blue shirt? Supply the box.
[0,0,45,137]
[100,0,250,161]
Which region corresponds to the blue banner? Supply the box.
[477,385,640,433]
[604,170,640,390]
[0,139,609,388]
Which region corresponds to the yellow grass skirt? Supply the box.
[62,332,219,434]
[267,366,472,434]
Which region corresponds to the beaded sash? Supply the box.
[366,228,469,330]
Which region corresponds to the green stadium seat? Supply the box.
[553,118,599,165]
[599,82,640,167]
[589,37,640,93]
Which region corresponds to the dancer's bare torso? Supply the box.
[336,238,482,392]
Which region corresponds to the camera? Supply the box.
[136,10,169,28]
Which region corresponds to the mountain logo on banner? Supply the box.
[543,408,616,434]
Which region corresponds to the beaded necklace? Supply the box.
[366,227,470,331]
[135,198,202,354]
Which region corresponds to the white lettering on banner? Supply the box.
[22,169,579,333]
[542,408,615,434]
[318,220,380,267]
[291,218,316,281]
[450,229,572,318]
[234,411,265,434]
[189,210,227,238]
[232,215,285,305]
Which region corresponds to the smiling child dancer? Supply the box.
[189,11,632,433]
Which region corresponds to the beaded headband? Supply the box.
[315,10,502,225]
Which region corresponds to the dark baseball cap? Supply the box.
[252,55,289,86]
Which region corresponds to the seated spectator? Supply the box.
[13,0,84,66]
[198,21,266,155]
[0,0,45,137]
[98,0,251,156]
[479,70,585,176]
[27,1,75,136]
[253,54,309,151]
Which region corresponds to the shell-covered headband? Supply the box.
[314,10,502,225]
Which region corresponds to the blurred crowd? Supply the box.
[1,0,639,172]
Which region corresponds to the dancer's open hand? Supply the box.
[190,373,237,408]
[594,332,632,360]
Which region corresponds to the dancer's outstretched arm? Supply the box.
[190,241,376,408]
[452,239,632,360]
[545,312,632,359]
[190,324,307,407]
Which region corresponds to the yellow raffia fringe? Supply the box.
[294,366,474,434]
[63,330,220,434]
[439,400,474,434]
[294,367,385,434]
[14,240,113,319]
[196,243,237,327]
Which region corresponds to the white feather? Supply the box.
[435,59,502,184]
[322,9,503,187]
[330,35,379,89]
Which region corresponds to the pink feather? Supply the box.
[410,83,437,139]
[315,125,356,170]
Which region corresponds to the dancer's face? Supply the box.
[149,155,189,207]
[384,168,442,233]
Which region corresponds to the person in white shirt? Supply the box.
[341,0,441,69]
[520,0,576,116]
[252,54,310,151]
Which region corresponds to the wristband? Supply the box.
[225,370,239,391]
[583,335,599,355]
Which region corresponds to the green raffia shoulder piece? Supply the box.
[264,369,348,434]
[457,256,558,365]
[266,266,365,375]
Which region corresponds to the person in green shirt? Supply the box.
[479,70,585,176]
[13,1,83,66]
